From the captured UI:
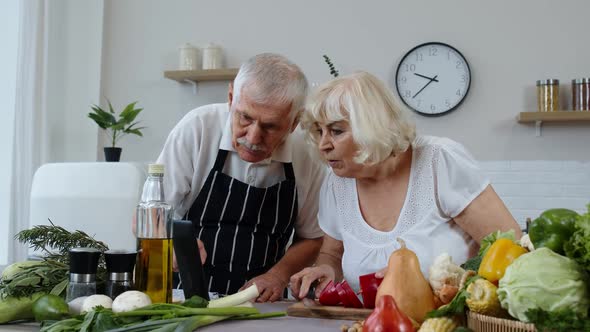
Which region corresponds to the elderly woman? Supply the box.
[290,71,521,299]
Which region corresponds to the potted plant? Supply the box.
[88,100,145,162]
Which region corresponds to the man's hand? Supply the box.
[172,239,207,272]
[240,271,288,303]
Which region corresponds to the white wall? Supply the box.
[483,161,590,228]
[92,0,590,162]
[0,1,20,266]
[45,0,103,162]
[13,0,587,240]
[43,0,590,163]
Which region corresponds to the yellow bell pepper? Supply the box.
[478,238,527,283]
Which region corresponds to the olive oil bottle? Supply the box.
[135,164,173,303]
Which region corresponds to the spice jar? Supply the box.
[536,79,560,112]
[179,43,200,70]
[105,250,137,299]
[572,78,590,111]
[202,43,223,70]
[66,247,101,302]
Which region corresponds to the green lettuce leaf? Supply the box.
[478,229,515,256]
[564,204,590,273]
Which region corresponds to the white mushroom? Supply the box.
[112,291,152,313]
[81,294,113,313]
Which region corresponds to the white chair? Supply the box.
[29,162,147,254]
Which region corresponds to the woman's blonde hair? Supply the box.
[302,71,416,165]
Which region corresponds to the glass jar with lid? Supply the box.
[536,79,560,112]
[572,78,590,111]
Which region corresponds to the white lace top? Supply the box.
[319,136,488,291]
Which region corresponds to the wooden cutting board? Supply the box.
[287,300,372,321]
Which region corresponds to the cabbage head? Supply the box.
[497,248,589,322]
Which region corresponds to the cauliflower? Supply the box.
[428,253,465,303]
[518,233,535,251]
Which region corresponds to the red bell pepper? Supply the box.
[359,272,383,309]
[336,280,363,308]
[318,280,341,306]
[363,295,415,332]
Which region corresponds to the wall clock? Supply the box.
[395,42,471,116]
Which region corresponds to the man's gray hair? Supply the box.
[232,53,308,120]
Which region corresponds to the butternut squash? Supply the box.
[375,238,435,323]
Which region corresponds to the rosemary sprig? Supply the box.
[16,219,109,259]
[6,219,112,296]
[323,55,339,78]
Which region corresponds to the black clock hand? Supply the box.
[413,75,438,99]
[414,73,439,82]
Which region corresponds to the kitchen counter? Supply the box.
[0,302,356,332]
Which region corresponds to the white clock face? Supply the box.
[395,42,471,116]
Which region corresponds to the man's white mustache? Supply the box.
[237,137,263,151]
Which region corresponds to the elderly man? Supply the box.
[156,53,325,302]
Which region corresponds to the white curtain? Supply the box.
[9,0,51,262]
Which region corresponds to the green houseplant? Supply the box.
[88,100,145,162]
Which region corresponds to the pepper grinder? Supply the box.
[104,250,137,299]
[66,247,101,302]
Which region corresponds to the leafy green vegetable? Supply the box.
[479,229,515,256]
[526,308,590,332]
[426,275,481,318]
[564,204,590,273]
[497,248,589,322]
[460,255,482,271]
[181,295,208,308]
[40,304,283,332]
[452,328,474,332]
[0,259,68,299]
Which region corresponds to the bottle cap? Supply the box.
[105,250,137,274]
[69,247,101,274]
[148,164,164,175]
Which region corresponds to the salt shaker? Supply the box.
[202,43,223,70]
[179,43,200,70]
[66,247,101,302]
[105,250,137,299]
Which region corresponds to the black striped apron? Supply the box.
[187,149,298,295]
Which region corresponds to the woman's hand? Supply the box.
[289,264,336,300]
[374,267,387,279]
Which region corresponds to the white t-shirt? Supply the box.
[319,136,488,291]
[156,103,326,239]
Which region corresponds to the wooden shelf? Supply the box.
[517,111,590,123]
[164,68,239,83]
[517,111,590,136]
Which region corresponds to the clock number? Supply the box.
[456,60,463,69]
[400,76,407,84]
[404,90,412,98]
[456,89,462,96]
[445,100,451,107]
[461,75,467,83]
[430,104,436,111]
[415,53,423,61]
[404,64,416,72]
[429,47,438,56]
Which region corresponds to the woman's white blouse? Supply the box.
[319,136,489,291]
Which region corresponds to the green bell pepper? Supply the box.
[529,208,579,254]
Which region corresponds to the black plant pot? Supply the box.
[104,147,122,162]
